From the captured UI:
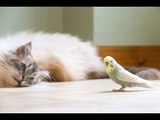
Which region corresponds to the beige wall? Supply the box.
[0,7,63,37]
[94,7,160,46]
[63,7,93,40]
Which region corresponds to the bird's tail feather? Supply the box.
[143,83,160,90]
[137,78,160,90]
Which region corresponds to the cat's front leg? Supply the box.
[33,70,53,83]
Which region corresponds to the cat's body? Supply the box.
[30,32,107,81]
[0,31,106,87]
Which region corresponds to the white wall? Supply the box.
[0,7,63,37]
[94,7,160,46]
[1,7,160,46]
[0,7,93,41]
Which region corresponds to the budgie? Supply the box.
[103,56,159,92]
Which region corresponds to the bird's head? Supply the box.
[103,56,117,73]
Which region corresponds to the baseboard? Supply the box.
[97,46,160,69]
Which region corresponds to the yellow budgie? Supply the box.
[103,56,159,92]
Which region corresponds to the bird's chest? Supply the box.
[106,66,113,74]
[108,73,121,84]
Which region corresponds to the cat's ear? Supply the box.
[15,42,32,58]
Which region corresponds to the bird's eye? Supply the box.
[20,63,26,72]
[110,60,113,63]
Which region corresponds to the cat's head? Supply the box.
[0,42,39,87]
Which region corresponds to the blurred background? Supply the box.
[0,7,160,46]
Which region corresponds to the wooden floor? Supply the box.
[0,79,160,113]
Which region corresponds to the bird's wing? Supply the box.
[116,69,146,84]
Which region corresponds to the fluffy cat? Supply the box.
[0,31,107,87]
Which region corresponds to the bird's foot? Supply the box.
[112,88,126,92]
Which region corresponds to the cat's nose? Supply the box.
[28,77,34,84]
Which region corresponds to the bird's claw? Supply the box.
[112,88,126,92]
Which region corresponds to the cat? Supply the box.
[0,31,107,87]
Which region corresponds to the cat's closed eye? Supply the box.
[27,63,32,67]
[20,63,26,72]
